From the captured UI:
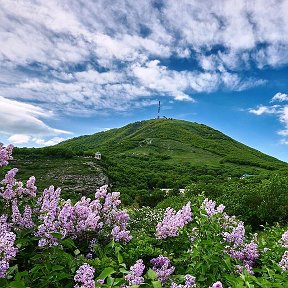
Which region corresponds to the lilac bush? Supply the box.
[35,185,131,246]
[0,144,287,286]
[279,230,288,271]
[0,215,17,278]
[156,202,192,239]
[170,274,196,288]
[279,251,288,272]
[0,168,37,201]
[202,198,225,217]
[74,263,95,288]
[279,230,288,248]
[222,216,259,274]
[150,255,175,283]
[124,259,145,286]
[0,144,13,167]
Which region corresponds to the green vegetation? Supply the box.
[5,119,288,227]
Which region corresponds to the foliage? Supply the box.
[1,144,288,287]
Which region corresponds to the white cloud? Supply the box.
[280,139,288,145]
[249,96,288,140]
[248,105,279,116]
[271,92,288,102]
[33,137,66,146]
[8,134,31,144]
[0,0,287,116]
[0,96,70,138]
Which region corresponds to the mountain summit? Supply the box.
[57,118,284,170]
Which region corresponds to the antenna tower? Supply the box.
[157,101,160,119]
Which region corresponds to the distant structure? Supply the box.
[240,173,254,179]
[155,101,171,119]
[95,152,101,160]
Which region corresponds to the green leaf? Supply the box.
[97,267,115,279]
[8,281,26,288]
[61,239,76,249]
[52,265,64,271]
[106,276,114,285]
[147,269,157,280]
[117,252,123,264]
[119,268,128,274]
[51,232,63,239]
[152,281,162,288]
[74,249,81,256]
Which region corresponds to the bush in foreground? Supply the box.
[0,144,287,287]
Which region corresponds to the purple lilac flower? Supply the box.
[151,255,175,283]
[0,215,17,278]
[11,200,34,230]
[202,198,225,217]
[36,186,62,246]
[279,251,288,272]
[74,263,95,288]
[58,199,75,237]
[279,231,288,248]
[124,259,145,286]
[111,226,132,243]
[0,169,37,201]
[0,144,13,167]
[0,168,18,200]
[156,202,192,239]
[222,222,245,246]
[221,212,259,274]
[170,274,196,288]
[36,185,131,247]
[24,176,37,197]
[97,279,105,285]
[210,281,223,288]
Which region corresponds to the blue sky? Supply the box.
[1,0,288,161]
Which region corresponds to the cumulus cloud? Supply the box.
[271,92,288,102]
[248,105,279,116]
[1,0,286,116]
[33,137,66,146]
[249,92,288,143]
[0,96,70,145]
[8,134,31,144]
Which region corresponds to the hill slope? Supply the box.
[9,119,287,204]
[57,119,284,169]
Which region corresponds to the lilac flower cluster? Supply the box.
[0,168,37,200]
[279,251,288,272]
[0,215,17,278]
[221,216,259,274]
[279,230,288,271]
[202,198,225,217]
[170,274,196,288]
[36,185,131,246]
[124,259,145,286]
[232,241,259,274]
[150,255,175,283]
[36,185,62,246]
[74,263,95,288]
[11,200,34,229]
[279,230,288,248]
[156,202,192,239]
[223,222,245,247]
[0,144,13,167]
[210,281,223,288]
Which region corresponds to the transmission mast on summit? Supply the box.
[157,101,161,119]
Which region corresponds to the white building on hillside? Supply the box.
[95,152,101,160]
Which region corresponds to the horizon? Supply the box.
[1,1,288,162]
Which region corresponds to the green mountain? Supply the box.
[10,119,287,204]
[57,118,284,169]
